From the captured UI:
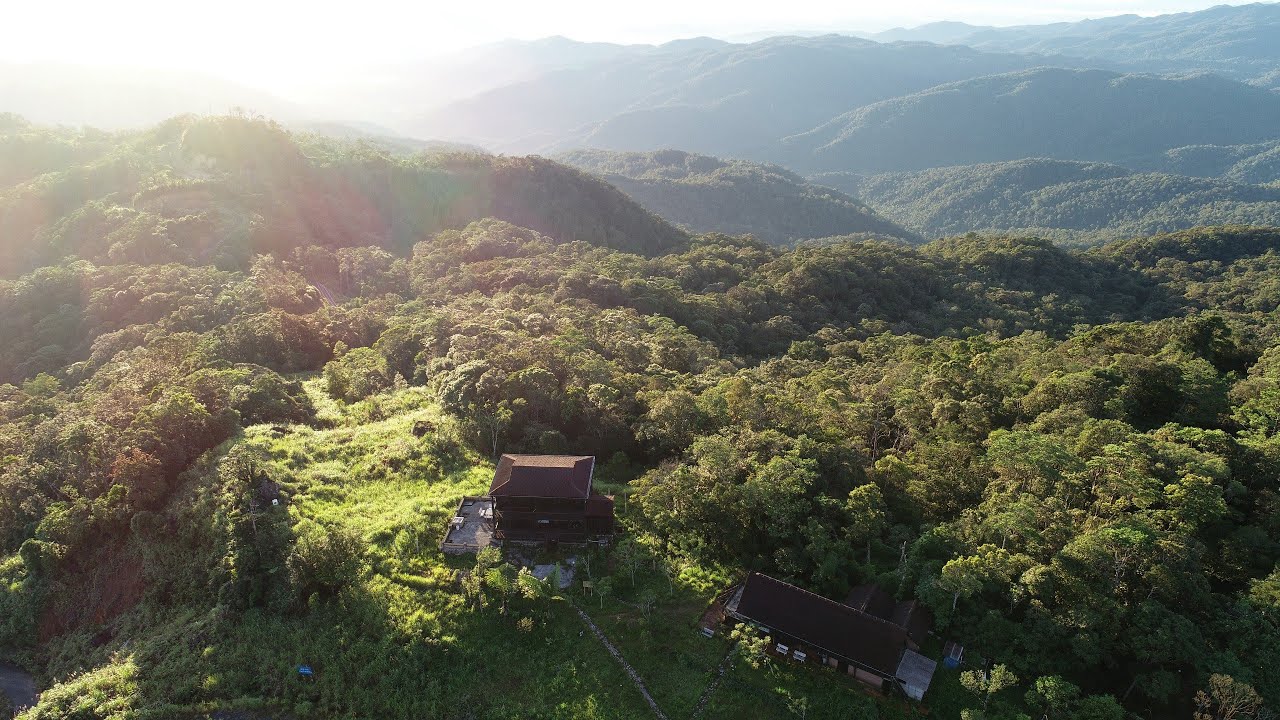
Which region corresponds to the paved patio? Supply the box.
[440,496,495,554]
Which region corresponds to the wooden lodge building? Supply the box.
[725,573,938,701]
[488,454,615,543]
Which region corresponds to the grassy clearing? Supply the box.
[19,380,945,718]
[21,384,656,719]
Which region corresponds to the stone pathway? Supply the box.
[573,606,669,720]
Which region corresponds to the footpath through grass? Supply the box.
[19,384,654,719]
[18,382,942,719]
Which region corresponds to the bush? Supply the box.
[231,369,315,425]
[287,519,368,603]
[324,345,394,403]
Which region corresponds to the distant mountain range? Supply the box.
[869,3,1280,80]
[779,68,1280,173]
[559,149,916,244]
[414,36,1067,156]
[0,63,304,129]
[398,4,1280,209]
[5,3,1280,247]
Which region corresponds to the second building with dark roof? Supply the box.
[488,454,615,543]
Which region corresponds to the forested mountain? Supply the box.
[782,69,1280,173]
[10,5,1280,193]
[0,114,685,281]
[413,36,1053,155]
[871,2,1280,80]
[822,158,1280,244]
[398,5,1280,172]
[559,149,917,244]
[0,116,1277,718]
[1152,139,1280,182]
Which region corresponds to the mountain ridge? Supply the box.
[559,148,918,244]
[821,157,1280,244]
[780,67,1280,173]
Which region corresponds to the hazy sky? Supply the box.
[4,0,1266,88]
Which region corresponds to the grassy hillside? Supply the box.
[559,149,918,245]
[8,383,666,717]
[822,158,1280,244]
[783,68,1280,173]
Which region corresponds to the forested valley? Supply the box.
[0,115,1275,719]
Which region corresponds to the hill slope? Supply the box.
[0,115,687,277]
[414,36,1054,156]
[871,2,1280,80]
[559,149,918,244]
[782,68,1280,173]
[823,158,1280,243]
[1150,139,1280,182]
[0,63,303,129]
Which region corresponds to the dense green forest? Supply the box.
[559,149,916,245]
[820,159,1280,245]
[0,116,1277,719]
[1150,140,1280,184]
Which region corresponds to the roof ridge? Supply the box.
[489,454,595,498]
[751,573,911,633]
[501,453,593,459]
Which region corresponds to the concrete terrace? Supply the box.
[440,496,495,554]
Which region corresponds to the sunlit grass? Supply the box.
[20,380,914,718]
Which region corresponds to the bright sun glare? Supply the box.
[7,0,1263,91]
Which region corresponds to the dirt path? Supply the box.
[0,662,36,713]
[573,606,669,720]
[689,645,737,719]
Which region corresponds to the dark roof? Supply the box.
[890,599,933,646]
[733,573,910,676]
[846,584,934,646]
[585,492,614,517]
[489,454,595,498]
[846,584,895,619]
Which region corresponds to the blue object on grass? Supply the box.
[298,665,314,677]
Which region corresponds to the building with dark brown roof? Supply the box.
[846,584,933,647]
[726,573,937,700]
[487,454,614,543]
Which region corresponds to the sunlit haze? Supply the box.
[5,0,1266,92]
